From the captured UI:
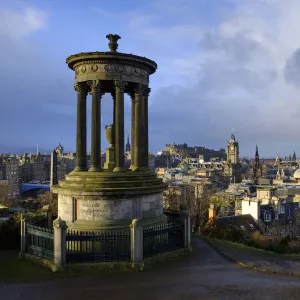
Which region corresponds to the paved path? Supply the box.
[1,239,300,300]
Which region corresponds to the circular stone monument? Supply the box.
[52,34,167,230]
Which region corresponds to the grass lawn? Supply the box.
[0,251,70,283]
[201,236,300,262]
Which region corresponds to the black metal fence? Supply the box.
[66,229,131,263]
[143,222,185,259]
[26,224,54,261]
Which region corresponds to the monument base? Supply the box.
[51,169,167,231]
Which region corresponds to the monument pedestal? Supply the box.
[104,147,115,171]
[52,170,167,231]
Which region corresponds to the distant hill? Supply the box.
[0,144,52,155]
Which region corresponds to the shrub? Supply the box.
[286,239,300,254]
[0,217,20,250]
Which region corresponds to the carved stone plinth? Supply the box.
[104,147,115,170]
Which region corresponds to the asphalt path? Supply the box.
[1,239,300,300]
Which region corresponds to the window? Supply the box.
[264,212,271,222]
[280,206,285,214]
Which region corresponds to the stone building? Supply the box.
[223,133,241,183]
[5,156,20,198]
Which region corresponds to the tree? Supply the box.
[39,191,58,216]
[191,183,214,232]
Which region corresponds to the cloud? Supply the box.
[284,48,300,88]
[2,0,300,158]
[134,0,300,157]
[0,7,47,39]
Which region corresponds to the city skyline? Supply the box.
[2,0,300,156]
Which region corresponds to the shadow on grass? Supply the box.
[0,247,195,283]
[0,251,63,283]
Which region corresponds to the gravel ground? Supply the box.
[1,239,300,300]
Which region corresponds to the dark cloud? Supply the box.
[284,48,300,88]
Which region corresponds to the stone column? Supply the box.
[133,84,144,170]
[88,80,103,172]
[111,91,116,126]
[74,82,88,171]
[130,219,144,267]
[141,87,150,168]
[53,217,67,269]
[113,80,127,172]
[130,93,135,169]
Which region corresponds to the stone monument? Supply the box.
[51,34,167,230]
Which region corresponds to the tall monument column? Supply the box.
[133,84,144,170]
[130,93,135,169]
[88,80,103,172]
[74,82,88,171]
[142,87,150,168]
[114,80,128,172]
[50,149,58,186]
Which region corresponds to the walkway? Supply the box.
[1,239,300,300]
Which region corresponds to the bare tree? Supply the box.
[191,183,214,232]
[163,187,181,212]
[39,191,58,216]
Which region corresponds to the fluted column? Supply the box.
[113,80,128,172]
[88,80,103,172]
[130,92,135,169]
[142,87,150,168]
[133,84,144,170]
[74,82,88,171]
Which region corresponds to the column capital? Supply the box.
[143,87,151,97]
[115,80,128,93]
[129,91,135,101]
[87,80,103,95]
[74,82,88,95]
[134,84,146,96]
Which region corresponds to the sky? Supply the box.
[1,0,300,158]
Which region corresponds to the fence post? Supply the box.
[19,214,26,259]
[130,219,143,268]
[53,217,67,270]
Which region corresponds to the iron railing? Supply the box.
[26,224,54,260]
[143,222,185,259]
[66,229,131,263]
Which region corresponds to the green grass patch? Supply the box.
[201,236,300,262]
[0,251,65,283]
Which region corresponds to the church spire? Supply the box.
[126,134,131,152]
[255,144,259,158]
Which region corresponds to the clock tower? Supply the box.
[227,134,239,164]
[224,133,241,183]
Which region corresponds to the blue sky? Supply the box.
[1,0,300,157]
